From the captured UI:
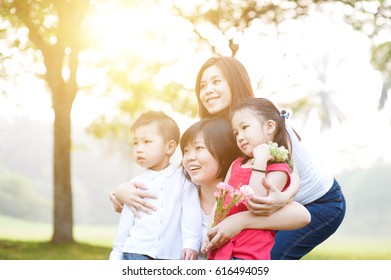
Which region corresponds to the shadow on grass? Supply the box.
[0,239,111,260]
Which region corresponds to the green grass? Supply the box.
[303,235,391,260]
[1,215,390,260]
[0,240,110,260]
[0,215,115,260]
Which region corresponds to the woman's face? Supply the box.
[182,133,222,187]
[199,65,232,116]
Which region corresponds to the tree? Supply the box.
[340,0,391,117]
[173,0,329,56]
[0,0,89,243]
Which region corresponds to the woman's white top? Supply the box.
[286,123,334,205]
[198,211,210,260]
[201,211,210,241]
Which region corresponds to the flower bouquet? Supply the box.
[268,141,293,169]
[212,182,255,227]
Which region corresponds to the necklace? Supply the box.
[248,158,255,165]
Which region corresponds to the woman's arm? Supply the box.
[204,200,310,252]
[109,181,158,215]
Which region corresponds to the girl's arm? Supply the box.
[246,143,299,223]
[204,200,310,252]
[246,159,299,216]
[110,181,158,215]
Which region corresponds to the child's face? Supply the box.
[199,65,232,116]
[231,109,271,158]
[182,133,222,187]
[132,123,170,171]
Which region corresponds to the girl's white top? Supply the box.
[287,123,334,205]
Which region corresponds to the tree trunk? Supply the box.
[51,89,74,243]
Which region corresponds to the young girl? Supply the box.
[179,117,309,259]
[205,98,292,260]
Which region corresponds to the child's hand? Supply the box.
[181,248,198,260]
[253,143,272,162]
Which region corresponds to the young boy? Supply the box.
[109,111,202,260]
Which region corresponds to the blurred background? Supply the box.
[0,0,390,259]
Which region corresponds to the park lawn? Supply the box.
[303,236,391,260]
[0,240,110,260]
[1,215,390,260]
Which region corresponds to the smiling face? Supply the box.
[132,123,171,171]
[199,65,232,116]
[182,132,222,188]
[231,109,272,158]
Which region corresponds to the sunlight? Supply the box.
[1,1,390,174]
[84,1,194,63]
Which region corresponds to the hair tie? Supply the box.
[279,109,290,119]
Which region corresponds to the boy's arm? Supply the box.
[109,205,135,260]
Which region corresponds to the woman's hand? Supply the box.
[110,181,158,217]
[246,177,290,216]
[109,191,124,213]
[201,237,210,254]
[203,216,242,253]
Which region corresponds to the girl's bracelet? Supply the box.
[252,168,266,173]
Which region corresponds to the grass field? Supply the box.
[1,215,390,260]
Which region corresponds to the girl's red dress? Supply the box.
[208,157,291,260]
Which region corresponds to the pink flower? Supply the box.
[216,182,234,193]
[212,182,255,227]
[239,185,254,203]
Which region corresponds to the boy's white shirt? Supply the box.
[109,163,202,260]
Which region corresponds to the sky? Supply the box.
[1,2,390,176]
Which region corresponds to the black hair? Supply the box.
[180,117,241,180]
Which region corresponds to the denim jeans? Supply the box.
[123,253,154,260]
[271,179,346,260]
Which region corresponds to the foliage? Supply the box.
[371,41,391,110]
[173,0,322,56]
[0,171,51,222]
[336,160,391,236]
[340,0,391,112]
